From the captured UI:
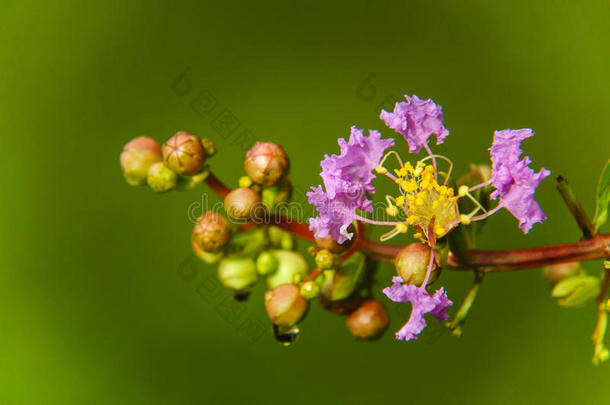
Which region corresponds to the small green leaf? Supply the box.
[551,274,601,308]
[593,159,610,232]
[331,252,366,301]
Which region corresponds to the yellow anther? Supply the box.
[447,188,455,196]
[413,232,423,239]
[415,198,424,206]
[406,194,415,201]
[460,214,471,225]
[386,205,399,217]
[394,169,402,177]
[417,191,428,200]
[375,166,388,174]
[413,166,423,177]
[439,185,448,194]
[432,200,439,209]
[407,215,417,224]
[443,202,450,209]
[458,185,469,197]
[401,180,417,192]
[438,194,446,202]
[395,223,408,233]
[395,196,405,207]
[435,227,446,236]
[404,162,414,172]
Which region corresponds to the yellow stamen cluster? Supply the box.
[388,161,459,240]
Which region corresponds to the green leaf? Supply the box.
[331,252,366,301]
[593,159,610,232]
[551,274,601,308]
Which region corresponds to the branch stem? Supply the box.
[556,176,595,239]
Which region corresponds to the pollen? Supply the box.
[386,205,399,217]
[375,166,388,174]
[396,223,408,233]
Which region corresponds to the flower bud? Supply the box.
[256,251,279,275]
[543,262,583,284]
[551,274,600,308]
[265,284,308,327]
[120,136,162,186]
[217,257,258,293]
[315,249,335,270]
[224,187,263,222]
[192,240,223,264]
[262,180,293,211]
[300,280,320,300]
[162,131,206,175]
[244,142,289,186]
[394,243,440,287]
[147,162,178,193]
[192,212,232,253]
[346,299,389,340]
[314,225,356,254]
[266,250,309,289]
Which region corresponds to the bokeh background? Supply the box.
[2,1,610,403]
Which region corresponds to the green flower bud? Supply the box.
[262,180,293,211]
[256,251,279,275]
[120,136,162,186]
[394,243,440,287]
[224,187,263,222]
[551,274,601,308]
[315,249,335,270]
[265,284,309,327]
[266,250,309,289]
[239,176,253,188]
[244,142,289,186]
[346,299,389,340]
[300,280,320,300]
[192,212,232,253]
[457,163,492,187]
[162,131,206,175]
[217,257,258,293]
[543,262,583,284]
[147,162,178,193]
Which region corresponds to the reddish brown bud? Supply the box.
[346,299,389,340]
[162,131,206,175]
[395,243,440,287]
[224,187,262,221]
[192,212,232,253]
[244,142,289,186]
[265,284,308,327]
[543,262,583,284]
[120,136,162,186]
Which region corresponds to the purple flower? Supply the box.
[380,95,449,153]
[489,129,551,233]
[307,126,394,243]
[383,276,453,341]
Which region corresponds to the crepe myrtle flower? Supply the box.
[380,95,449,154]
[307,126,394,243]
[383,276,452,341]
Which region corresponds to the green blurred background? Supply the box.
[2,0,610,403]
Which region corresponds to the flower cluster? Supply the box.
[307,126,394,244]
[308,94,550,342]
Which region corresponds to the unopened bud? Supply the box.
[147,162,178,193]
[120,136,162,186]
[244,142,289,186]
[262,180,293,211]
[551,274,600,308]
[200,138,216,157]
[192,212,232,253]
[192,240,223,264]
[239,176,253,188]
[266,250,309,289]
[543,262,583,284]
[300,280,320,299]
[265,284,309,327]
[256,251,279,275]
[162,131,206,175]
[224,187,262,221]
[315,249,335,270]
[346,299,389,340]
[268,226,294,250]
[394,243,440,287]
[314,224,356,254]
[217,257,258,293]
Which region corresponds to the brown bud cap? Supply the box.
[120,136,162,186]
[162,131,206,175]
[543,262,582,284]
[395,243,440,287]
[224,187,262,221]
[265,284,308,327]
[314,224,356,254]
[244,142,289,186]
[192,212,232,253]
[346,299,389,340]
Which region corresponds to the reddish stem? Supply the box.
[205,171,610,271]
